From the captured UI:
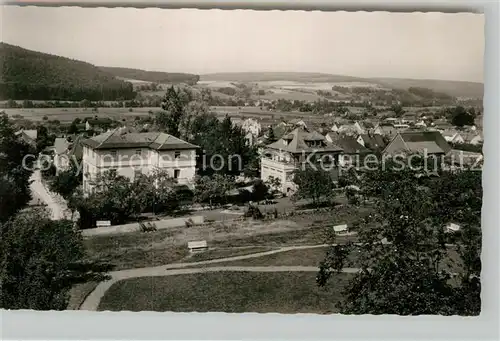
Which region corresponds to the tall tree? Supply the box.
[0,208,109,310]
[193,174,235,208]
[292,167,337,206]
[49,161,82,200]
[156,86,192,137]
[0,112,35,222]
[317,158,481,315]
[449,106,475,127]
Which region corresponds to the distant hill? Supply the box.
[201,72,483,99]
[370,77,483,99]
[201,72,365,83]
[99,67,200,86]
[0,43,136,101]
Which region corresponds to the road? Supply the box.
[29,170,69,220]
[79,244,359,311]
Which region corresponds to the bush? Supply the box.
[244,204,264,220]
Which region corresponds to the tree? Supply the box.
[449,106,475,127]
[390,103,405,117]
[36,125,55,154]
[292,167,337,206]
[75,170,144,225]
[193,174,235,208]
[251,179,269,202]
[156,86,192,137]
[0,112,35,222]
[189,114,258,177]
[265,126,277,144]
[265,176,282,195]
[49,161,82,200]
[0,208,110,310]
[133,169,179,215]
[317,158,481,315]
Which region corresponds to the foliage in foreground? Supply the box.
[317,158,481,315]
[0,208,110,310]
[0,112,35,222]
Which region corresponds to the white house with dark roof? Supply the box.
[81,129,198,194]
[260,126,343,194]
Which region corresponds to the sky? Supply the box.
[1,6,484,82]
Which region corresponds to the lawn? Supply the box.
[82,204,370,271]
[98,272,353,313]
[184,245,462,272]
[182,246,276,263]
[83,228,190,270]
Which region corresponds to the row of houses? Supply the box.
[260,125,482,194]
[27,113,481,196]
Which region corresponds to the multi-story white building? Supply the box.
[81,129,198,194]
[260,127,343,194]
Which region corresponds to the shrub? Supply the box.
[244,204,264,220]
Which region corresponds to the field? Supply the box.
[3,107,156,122]
[201,72,484,98]
[98,271,353,313]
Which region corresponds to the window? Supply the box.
[110,150,117,159]
[135,149,142,156]
[134,169,142,179]
[174,151,181,159]
[174,169,180,179]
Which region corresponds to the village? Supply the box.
[0,6,484,319]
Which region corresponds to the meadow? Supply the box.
[98,271,353,313]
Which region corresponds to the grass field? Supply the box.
[3,107,157,122]
[182,246,276,263]
[98,271,353,313]
[83,205,369,270]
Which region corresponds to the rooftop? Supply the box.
[81,129,199,150]
[390,131,452,155]
[266,127,343,154]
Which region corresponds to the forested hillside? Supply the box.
[99,67,200,85]
[0,43,136,101]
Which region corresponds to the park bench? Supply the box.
[139,221,157,232]
[96,220,111,228]
[188,240,208,253]
[333,224,349,235]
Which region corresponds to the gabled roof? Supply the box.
[54,138,70,155]
[22,129,37,141]
[375,124,398,136]
[326,132,370,154]
[359,134,386,151]
[81,129,199,150]
[266,127,343,154]
[68,135,84,159]
[387,131,452,155]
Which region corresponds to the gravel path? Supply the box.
[29,170,68,220]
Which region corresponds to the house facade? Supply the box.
[81,130,198,194]
[260,127,343,194]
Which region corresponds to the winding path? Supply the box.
[30,170,69,220]
[79,244,358,311]
[79,241,458,311]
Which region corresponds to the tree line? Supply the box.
[0,43,136,101]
